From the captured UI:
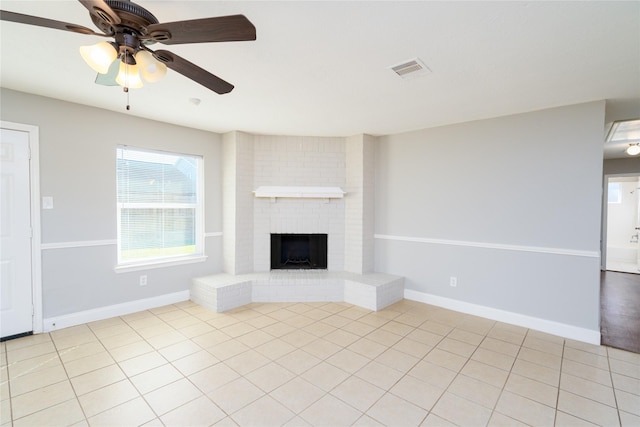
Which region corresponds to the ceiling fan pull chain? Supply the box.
[125,86,131,111]
[123,51,131,110]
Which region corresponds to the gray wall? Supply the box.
[375,101,605,331]
[1,87,608,333]
[1,89,223,318]
[603,157,640,175]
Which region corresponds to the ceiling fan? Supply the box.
[0,0,256,94]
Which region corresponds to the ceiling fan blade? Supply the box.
[78,0,121,26]
[152,49,234,94]
[145,15,256,45]
[0,10,106,36]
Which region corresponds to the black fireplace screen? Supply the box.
[271,234,328,270]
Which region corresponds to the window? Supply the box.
[608,182,622,204]
[116,146,204,267]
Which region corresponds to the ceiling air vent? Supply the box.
[390,58,431,79]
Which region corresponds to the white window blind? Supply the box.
[116,146,203,266]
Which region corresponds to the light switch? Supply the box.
[42,196,54,210]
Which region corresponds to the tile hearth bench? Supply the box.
[190,271,404,312]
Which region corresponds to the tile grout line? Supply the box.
[79,309,171,423]
[415,319,469,425]
[606,346,624,427]
[173,303,301,424]
[275,304,389,425]
[476,322,525,426]
[554,334,565,426]
[2,342,14,425]
[141,305,210,423]
[346,306,433,425]
[564,346,631,408]
[58,320,115,425]
[10,333,82,424]
[320,313,432,426]
[225,303,347,425]
[295,303,408,425]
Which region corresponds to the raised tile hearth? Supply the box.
[191,271,404,313]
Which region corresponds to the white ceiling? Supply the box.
[1,1,639,158]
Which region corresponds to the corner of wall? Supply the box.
[345,134,376,274]
[222,131,255,274]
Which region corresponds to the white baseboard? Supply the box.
[43,291,190,332]
[404,289,601,345]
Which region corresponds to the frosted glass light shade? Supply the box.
[116,61,143,89]
[136,50,167,82]
[79,42,118,74]
[627,144,640,156]
[94,59,120,86]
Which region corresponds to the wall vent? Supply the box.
[390,58,431,79]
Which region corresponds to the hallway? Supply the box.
[601,271,640,354]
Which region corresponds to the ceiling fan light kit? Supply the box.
[116,57,143,89]
[135,50,166,82]
[1,0,256,94]
[79,41,118,74]
[80,35,167,89]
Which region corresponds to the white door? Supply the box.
[0,128,33,338]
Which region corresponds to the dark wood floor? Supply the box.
[601,270,640,353]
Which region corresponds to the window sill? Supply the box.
[114,255,208,274]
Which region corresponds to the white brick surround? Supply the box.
[252,134,347,272]
[202,131,403,311]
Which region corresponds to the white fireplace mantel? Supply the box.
[253,186,346,200]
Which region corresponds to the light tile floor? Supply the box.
[2,299,639,426]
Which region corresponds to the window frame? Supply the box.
[115,145,206,272]
[607,182,622,204]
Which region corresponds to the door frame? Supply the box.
[1,121,42,334]
[602,172,640,272]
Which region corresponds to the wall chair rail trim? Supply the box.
[375,234,599,258]
[41,232,223,250]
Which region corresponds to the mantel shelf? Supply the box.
[253,186,346,199]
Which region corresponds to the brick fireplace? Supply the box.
[222,132,375,275]
[190,132,403,312]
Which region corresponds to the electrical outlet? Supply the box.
[449,276,457,287]
[139,275,148,286]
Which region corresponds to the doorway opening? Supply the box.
[603,173,640,274]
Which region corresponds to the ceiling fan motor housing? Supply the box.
[90,0,159,39]
[115,32,139,57]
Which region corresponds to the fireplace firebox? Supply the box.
[271,234,328,270]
